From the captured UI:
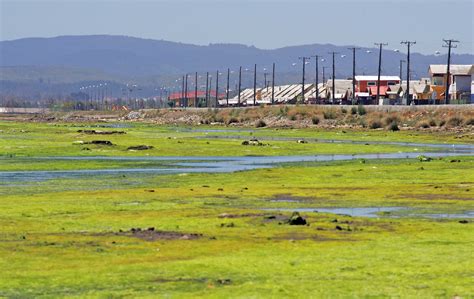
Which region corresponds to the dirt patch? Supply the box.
[77,129,126,135]
[153,277,208,284]
[127,145,154,150]
[117,227,202,241]
[84,140,114,145]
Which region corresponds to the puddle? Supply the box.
[262,207,474,219]
[263,207,404,218]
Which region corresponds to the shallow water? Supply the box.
[199,134,474,151]
[0,150,473,183]
[263,207,474,219]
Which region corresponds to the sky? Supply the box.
[1,0,473,55]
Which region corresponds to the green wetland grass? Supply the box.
[0,120,473,297]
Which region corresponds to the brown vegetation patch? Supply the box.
[397,193,473,201]
[218,212,266,218]
[117,227,203,241]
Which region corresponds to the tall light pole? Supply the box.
[328,52,338,104]
[401,41,416,105]
[238,66,242,106]
[298,56,310,103]
[205,72,209,107]
[181,76,185,107]
[184,74,188,108]
[442,39,459,104]
[348,47,360,105]
[253,64,257,106]
[399,60,405,83]
[271,63,275,105]
[215,70,219,108]
[226,68,230,107]
[374,43,388,104]
[194,72,198,107]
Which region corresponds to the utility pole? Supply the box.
[215,70,219,108]
[194,72,198,107]
[328,52,338,104]
[442,39,459,104]
[298,56,310,103]
[271,62,275,105]
[374,43,388,105]
[348,47,360,105]
[205,72,209,107]
[238,66,242,106]
[263,72,269,89]
[253,64,257,106]
[311,54,321,102]
[401,41,416,105]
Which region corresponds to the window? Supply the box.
[367,81,376,86]
[432,75,444,86]
[388,81,396,86]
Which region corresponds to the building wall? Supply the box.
[357,80,400,92]
[454,75,471,93]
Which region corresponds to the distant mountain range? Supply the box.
[0,35,473,99]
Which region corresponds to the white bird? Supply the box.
[291,63,297,66]
[394,49,400,52]
[341,54,346,58]
[435,50,441,55]
[366,50,372,54]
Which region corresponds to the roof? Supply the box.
[429,64,474,76]
[355,75,401,81]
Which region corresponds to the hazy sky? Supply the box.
[1,0,473,54]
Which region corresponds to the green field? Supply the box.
[0,120,473,298]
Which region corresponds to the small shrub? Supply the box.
[438,120,446,127]
[255,120,266,128]
[289,115,297,121]
[417,122,430,129]
[323,109,336,119]
[357,105,366,115]
[387,122,399,131]
[384,115,400,126]
[341,107,347,114]
[226,117,239,125]
[351,107,357,115]
[447,117,463,127]
[369,120,382,129]
[428,119,437,127]
[311,116,320,125]
[464,118,474,126]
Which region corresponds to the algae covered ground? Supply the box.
[0,119,473,298]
